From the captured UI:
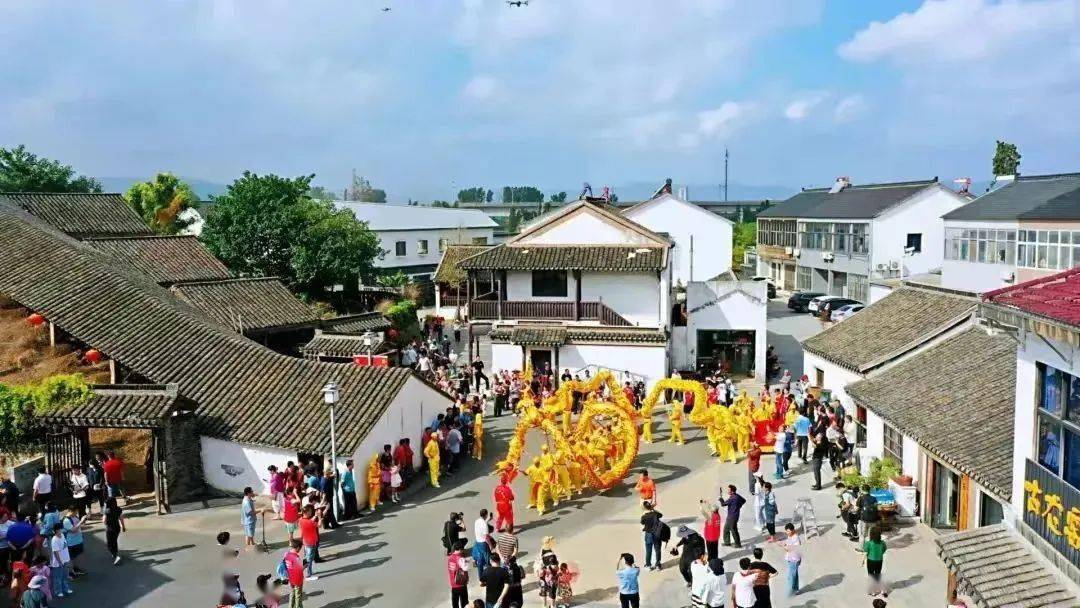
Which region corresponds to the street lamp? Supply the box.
[362,331,375,357]
[322,381,340,521]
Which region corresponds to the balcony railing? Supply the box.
[471,300,633,326]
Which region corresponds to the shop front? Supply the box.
[695,329,756,376]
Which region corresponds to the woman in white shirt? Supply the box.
[689,554,710,606]
[69,465,90,517]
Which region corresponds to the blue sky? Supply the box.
[1,0,1077,201]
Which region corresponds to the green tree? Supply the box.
[431,200,456,208]
[549,191,567,203]
[123,172,198,234]
[201,172,382,301]
[0,374,90,454]
[456,187,488,204]
[346,174,387,203]
[992,140,1021,176]
[501,186,544,204]
[0,145,102,193]
[731,221,757,268]
[486,189,494,203]
[308,185,338,201]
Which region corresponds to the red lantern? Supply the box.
[84,349,103,364]
[26,313,45,326]
[387,328,399,341]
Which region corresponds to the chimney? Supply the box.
[828,176,851,194]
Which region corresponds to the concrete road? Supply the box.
[43,301,837,607]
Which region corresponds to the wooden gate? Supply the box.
[44,426,90,481]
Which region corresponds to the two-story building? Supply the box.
[458,199,672,383]
[756,177,968,301]
[934,268,1080,607]
[620,192,734,286]
[941,172,1080,294]
[336,202,497,283]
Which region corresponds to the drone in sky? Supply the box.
[381,6,391,11]
[506,1,529,6]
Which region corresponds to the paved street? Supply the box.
[41,303,949,608]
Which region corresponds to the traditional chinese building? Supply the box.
[935,267,1080,606]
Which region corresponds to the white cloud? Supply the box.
[698,102,753,139]
[833,94,867,123]
[839,0,1074,65]
[784,92,829,121]
[462,75,499,102]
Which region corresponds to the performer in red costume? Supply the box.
[494,475,516,533]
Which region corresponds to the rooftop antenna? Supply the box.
[580,182,592,199]
[723,147,729,203]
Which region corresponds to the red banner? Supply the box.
[753,419,783,453]
[353,354,390,368]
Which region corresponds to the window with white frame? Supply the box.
[757,219,797,248]
[394,241,406,256]
[1018,229,1080,271]
[1035,362,1080,490]
[945,227,1016,264]
[417,240,429,255]
[438,238,450,252]
[883,423,904,464]
[797,222,869,255]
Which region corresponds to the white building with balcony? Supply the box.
[756,177,968,302]
[941,172,1080,294]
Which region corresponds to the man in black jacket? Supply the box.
[670,525,706,586]
[810,433,829,490]
[639,501,664,571]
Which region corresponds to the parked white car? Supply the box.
[807,295,843,313]
[830,303,865,322]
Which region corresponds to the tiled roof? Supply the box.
[40,384,193,429]
[0,193,152,238]
[944,172,1080,221]
[491,325,667,345]
[936,525,1080,608]
[459,245,667,272]
[85,235,231,285]
[802,287,976,372]
[323,312,392,334]
[0,198,440,454]
[983,267,1080,329]
[847,328,1015,500]
[757,179,939,219]
[301,332,387,358]
[433,245,492,283]
[169,277,319,333]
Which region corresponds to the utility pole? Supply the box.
[723,147,729,203]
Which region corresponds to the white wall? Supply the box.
[558,343,668,386]
[868,283,893,304]
[580,272,661,327]
[682,280,768,381]
[871,186,967,277]
[622,195,733,284]
[517,208,655,245]
[505,270,577,302]
[901,435,920,478]
[201,437,293,495]
[491,342,524,373]
[864,410,885,475]
[802,351,864,412]
[376,227,493,271]
[349,376,446,505]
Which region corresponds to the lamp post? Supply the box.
[362,331,375,359]
[322,381,340,521]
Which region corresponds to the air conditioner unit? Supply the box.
[889,260,900,270]
[822,252,835,262]
[875,263,888,272]
[784,246,794,255]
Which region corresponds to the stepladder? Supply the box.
[793,497,820,538]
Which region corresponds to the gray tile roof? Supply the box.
[85,235,231,285]
[169,277,319,333]
[0,193,152,238]
[0,198,442,454]
[433,245,492,283]
[459,245,667,272]
[323,312,392,334]
[944,172,1080,221]
[936,524,1080,608]
[40,384,194,429]
[301,332,386,358]
[847,328,1015,500]
[757,179,939,219]
[802,287,977,372]
[491,325,667,345]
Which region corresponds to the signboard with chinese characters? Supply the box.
[1023,459,1080,567]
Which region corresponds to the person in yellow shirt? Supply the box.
[718,419,737,463]
[472,413,484,460]
[561,401,573,435]
[735,412,752,455]
[423,437,441,488]
[554,447,573,502]
[366,454,382,511]
[668,403,684,445]
[639,399,655,443]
